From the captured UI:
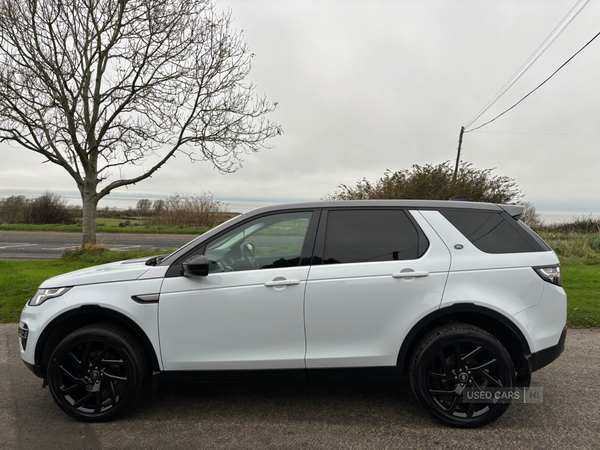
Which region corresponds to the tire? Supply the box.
[409,323,516,428]
[47,323,147,422]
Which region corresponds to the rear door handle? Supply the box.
[392,271,430,279]
[264,279,301,287]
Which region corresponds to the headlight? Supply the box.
[28,287,72,306]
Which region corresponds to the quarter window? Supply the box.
[323,210,427,264]
[440,210,537,253]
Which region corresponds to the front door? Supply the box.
[158,211,315,371]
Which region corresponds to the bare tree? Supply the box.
[0,195,30,223]
[152,199,165,216]
[136,199,152,216]
[0,0,281,245]
[519,201,542,229]
[148,192,228,227]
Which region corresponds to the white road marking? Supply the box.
[40,245,80,250]
[39,244,145,251]
[0,243,38,249]
[106,245,144,250]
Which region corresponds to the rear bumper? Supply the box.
[530,327,567,372]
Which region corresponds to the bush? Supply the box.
[586,234,600,252]
[0,195,29,223]
[0,191,74,224]
[540,233,600,262]
[152,199,165,215]
[519,202,542,229]
[24,191,75,224]
[148,193,229,228]
[327,161,522,204]
[537,215,600,234]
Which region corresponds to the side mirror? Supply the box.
[182,255,209,277]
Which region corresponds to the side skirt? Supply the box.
[164,366,404,384]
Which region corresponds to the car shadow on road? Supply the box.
[132,376,426,426]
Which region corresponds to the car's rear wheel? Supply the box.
[47,323,147,422]
[410,324,516,428]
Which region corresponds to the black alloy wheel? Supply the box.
[410,324,516,428]
[47,323,147,422]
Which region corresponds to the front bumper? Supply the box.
[23,360,45,379]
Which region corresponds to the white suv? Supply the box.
[19,200,567,427]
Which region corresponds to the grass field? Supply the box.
[0,247,170,323]
[0,248,598,326]
[562,265,600,328]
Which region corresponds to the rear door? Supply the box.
[304,208,451,368]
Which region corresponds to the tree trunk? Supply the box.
[81,193,99,247]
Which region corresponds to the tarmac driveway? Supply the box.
[1,324,598,449]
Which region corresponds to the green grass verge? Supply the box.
[562,264,600,328]
[0,248,170,323]
[538,232,600,265]
[1,249,598,327]
[0,223,209,235]
[0,260,95,323]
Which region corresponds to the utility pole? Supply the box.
[453,126,465,181]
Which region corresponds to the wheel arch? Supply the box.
[397,303,532,382]
[35,305,160,378]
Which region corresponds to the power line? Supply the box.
[464,0,591,129]
[465,29,600,133]
[471,131,600,136]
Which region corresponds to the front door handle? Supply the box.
[264,279,301,287]
[392,271,430,279]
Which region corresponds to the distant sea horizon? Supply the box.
[537,211,600,224]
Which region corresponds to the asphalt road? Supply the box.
[1,324,598,449]
[0,231,198,260]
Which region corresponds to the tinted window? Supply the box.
[516,220,552,251]
[440,210,536,254]
[323,210,427,264]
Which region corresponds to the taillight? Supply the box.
[533,265,562,286]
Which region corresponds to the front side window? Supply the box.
[205,211,313,272]
[322,209,427,264]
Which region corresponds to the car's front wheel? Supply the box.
[409,324,516,428]
[47,323,147,422]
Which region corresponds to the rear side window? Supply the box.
[440,210,546,254]
[323,210,428,264]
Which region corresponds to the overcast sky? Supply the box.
[1,0,599,214]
